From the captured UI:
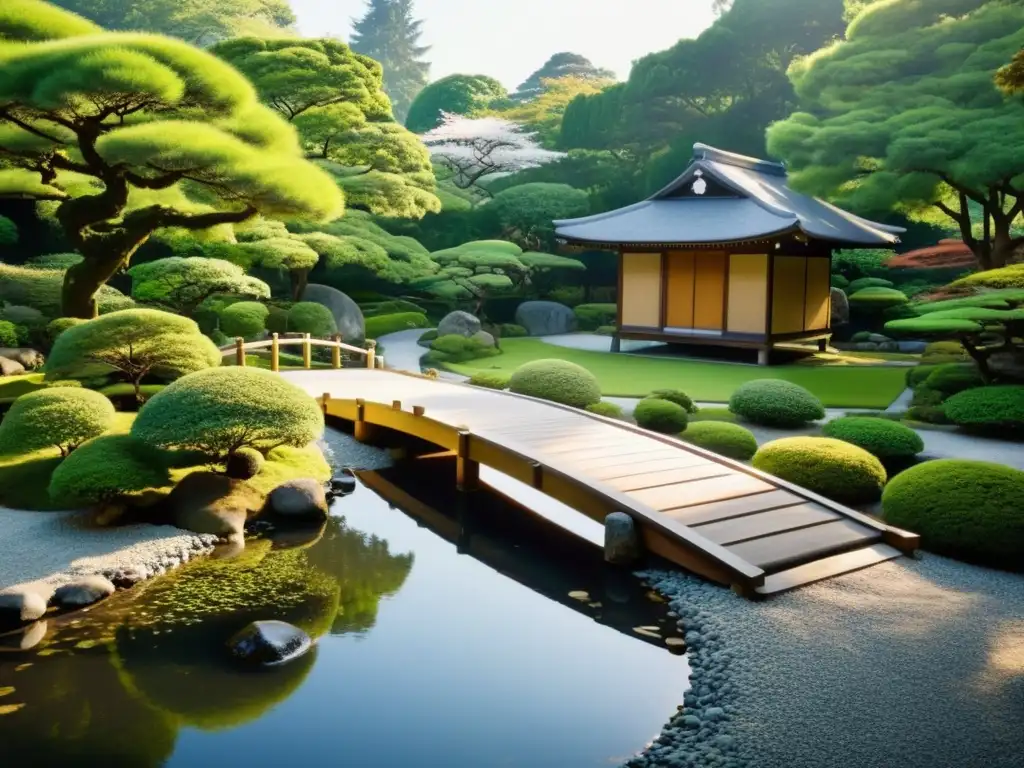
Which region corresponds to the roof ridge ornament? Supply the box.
[691,169,708,196]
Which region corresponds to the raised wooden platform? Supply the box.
[285,369,918,597]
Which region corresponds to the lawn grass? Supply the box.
[447,339,908,408]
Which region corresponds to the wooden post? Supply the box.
[354,398,371,443]
[366,340,377,369]
[322,393,331,414]
[817,337,829,353]
[235,337,246,367]
[332,333,342,369]
[271,333,280,373]
[392,400,402,410]
[412,405,425,417]
[456,430,480,492]
[302,333,312,369]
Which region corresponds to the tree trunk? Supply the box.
[61,244,139,318]
[291,268,310,302]
[959,336,993,382]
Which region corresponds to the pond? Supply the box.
[0,434,689,767]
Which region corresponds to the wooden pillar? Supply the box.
[332,333,342,369]
[302,333,312,369]
[271,333,280,372]
[758,347,770,366]
[456,430,480,492]
[366,340,377,369]
[235,337,246,367]
[321,392,331,414]
[817,337,829,353]
[353,398,372,443]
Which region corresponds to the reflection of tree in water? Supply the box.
[305,516,414,636]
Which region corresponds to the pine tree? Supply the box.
[350,0,430,123]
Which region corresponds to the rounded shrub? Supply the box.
[45,316,86,344]
[634,398,689,434]
[647,389,697,413]
[728,380,825,427]
[287,303,337,336]
[225,446,265,480]
[681,422,758,461]
[882,459,1024,569]
[418,329,439,347]
[752,437,887,504]
[220,302,269,338]
[468,371,511,390]
[48,435,172,506]
[910,386,946,407]
[425,334,500,364]
[0,320,18,347]
[923,364,985,396]
[0,387,115,456]
[830,274,850,289]
[500,323,528,338]
[821,417,924,459]
[586,401,625,420]
[847,277,895,293]
[848,287,909,311]
[574,304,617,331]
[906,364,940,389]
[943,385,1024,438]
[905,405,951,425]
[364,312,431,339]
[508,359,601,409]
[132,367,324,458]
[921,341,970,365]
[266,306,290,335]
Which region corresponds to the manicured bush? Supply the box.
[45,316,86,344]
[905,405,951,425]
[689,407,738,423]
[921,341,970,364]
[906,364,940,389]
[500,323,528,338]
[752,437,887,505]
[132,367,325,458]
[847,277,895,293]
[0,263,133,317]
[831,274,850,289]
[848,287,909,311]
[418,329,439,347]
[219,301,269,339]
[287,302,338,336]
[681,422,758,461]
[225,446,265,480]
[634,398,689,434]
[850,331,873,342]
[48,435,172,507]
[266,306,290,335]
[882,459,1024,569]
[943,386,1024,437]
[585,401,625,420]
[0,388,115,456]
[574,303,618,331]
[923,364,985,396]
[425,334,501,364]
[728,380,825,427]
[910,387,946,407]
[595,325,617,336]
[364,312,431,338]
[821,417,924,459]
[646,389,697,413]
[0,320,17,347]
[508,359,601,409]
[468,372,511,390]
[361,299,427,317]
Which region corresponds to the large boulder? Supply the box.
[830,288,849,327]
[515,301,576,337]
[228,620,313,666]
[471,330,496,348]
[897,341,928,354]
[268,479,329,522]
[166,472,264,538]
[437,310,481,338]
[0,347,44,370]
[301,284,365,342]
[0,356,25,376]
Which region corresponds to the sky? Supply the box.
[289,0,719,90]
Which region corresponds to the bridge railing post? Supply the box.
[456,429,480,492]
[354,398,371,443]
[235,337,246,367]
[366,340,377,369]
[271,333,280,372]
[302,333,312,369]
[332,333,342,369]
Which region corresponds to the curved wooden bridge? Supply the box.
[283,368,919,598]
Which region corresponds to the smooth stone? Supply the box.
[268,478,329,521]
[877,341,900,352]
[301,284,365,342]
[604,511,642,564]
[897,341,928,353]
[866,333,891,343]
[0,347,44,370]
[0,620,48,651]
[0,356,25,377]
[437,310,481,338]
[228,620,312,666]
[515,300,576,336]
[704,707,726,721]
[330,473,357,494]
[52,576,115,608]
[471,330,496,348]
[0,588,47,627]
[166,471,262,538]
[830,287,849,326]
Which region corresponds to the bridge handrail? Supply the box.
[218,333,381,371]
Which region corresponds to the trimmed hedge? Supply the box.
[882,459,1024,570]
[831,274,850,289]
[728,379,825,427]
[287,302,337,336]
[848,287,909,310]
[910,387,946,408]
[905,405,951,425]
[647,389,697,413]
[48,434,171,506]
[921,341,970,365]
[586,401,625,420]
[0,387,115,456]
[508,359,601,409]
[689,407,738,423]
[226,446,265,480]
[0,320,17,347]
[943,386,1024,437]
[266,306,290,335]
[219,301,269,338]
[752,437,887,505]
[634,398,689,434]
[426,334,500,364]
[821,416,924,459]
[418,329,439,347]
[681,421,758,461]
[365,312,431,338]
[45,316,86,344]
[906,364,940,389]
[922,364,985,396]
[847,277,895,293]
[132,367,324,458]
[468,371,511,390]
[574,303,617,331]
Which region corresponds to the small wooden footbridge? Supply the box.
[266,344,918,598]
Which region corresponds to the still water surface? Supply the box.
[0,451,688,767]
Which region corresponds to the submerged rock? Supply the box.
[228,620,312,666]
[269,479,329,522]
[0,620,47,651]
[330,471,358,496]
[52,575,116,608]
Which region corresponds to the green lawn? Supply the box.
[447,339,908,408]
[0,373,47,403]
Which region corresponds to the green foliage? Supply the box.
[952,263,1024,290]
[0,0,102,40]
[923,364,985,396]
[512,52,615,103]
[406,74,508,132]
[127,257,270,311]
[847,277,895,293]
[633,398,689,435]
[848,287,909,311]
[0,319,17,347]
[48,434,172,506]
[574,303,618,331]
[831,274,850,289]
[729,379,825,427]
[910,386,945,408]
[0,264,132,317]
[219,301,269,339]
[821,416,924,459]
[418,329,438,346]
[425,334,500,364]
[680,421,758,461]
[0,214,17,245]
[905,405,951,425]
[882,459,1024,569]
[0,387,114,456]
[689,407,738,423]
[467,371,511,390]
[490,75,614,149]
[132,367,324,457]
[361,299,426,317]
[508,359,601,408]
[25,252,82,270]
[943,385,1024,437]
[365,312,431,338]
[265,305,289,335]
[488,183,590,249]
[922,341,970,364]
[287,302,337,336]
[753,437,887,504]
[500,323,528,338]
[646,388,697,414]
[585,401,625,420]
[225,446,265,480]
[45,316,85,344]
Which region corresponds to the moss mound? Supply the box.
[634,398,689,434]
[425,334,500,364]
[882,459,1024,569]
[468,371,511,390]
[943,386,1024,438]
[364,312,431,338]
[752,437,887,504]
[586,401,625,420]
[646,389,697,413]
[0,387,115,456]
[821,417,924,459]
[508,359,601,409]
[48,434,172,507]
[681,422,758,461]
[225,446,265,480]
[923,364,985,396]
[729,379,825,427]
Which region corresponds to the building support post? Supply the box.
[817,337,829,353]
[235,338,246,367]
[757,347,770,366]
[611,334,622,354]
[270,333,280,372]
[456,430,480,492]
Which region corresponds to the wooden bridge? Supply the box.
[281,366,919,599]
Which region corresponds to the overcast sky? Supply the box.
[289,0,718,90]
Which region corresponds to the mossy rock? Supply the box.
[752,437,887,505]
[882,459,1024,570]
[728,379,825,428]
[633,398,689,434]
[821,417,924,460]
[681,422,757,461]
[508,359,601,409]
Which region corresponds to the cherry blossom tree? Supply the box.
[419,113,564,196]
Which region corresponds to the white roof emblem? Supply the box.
[692,170,707,196]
